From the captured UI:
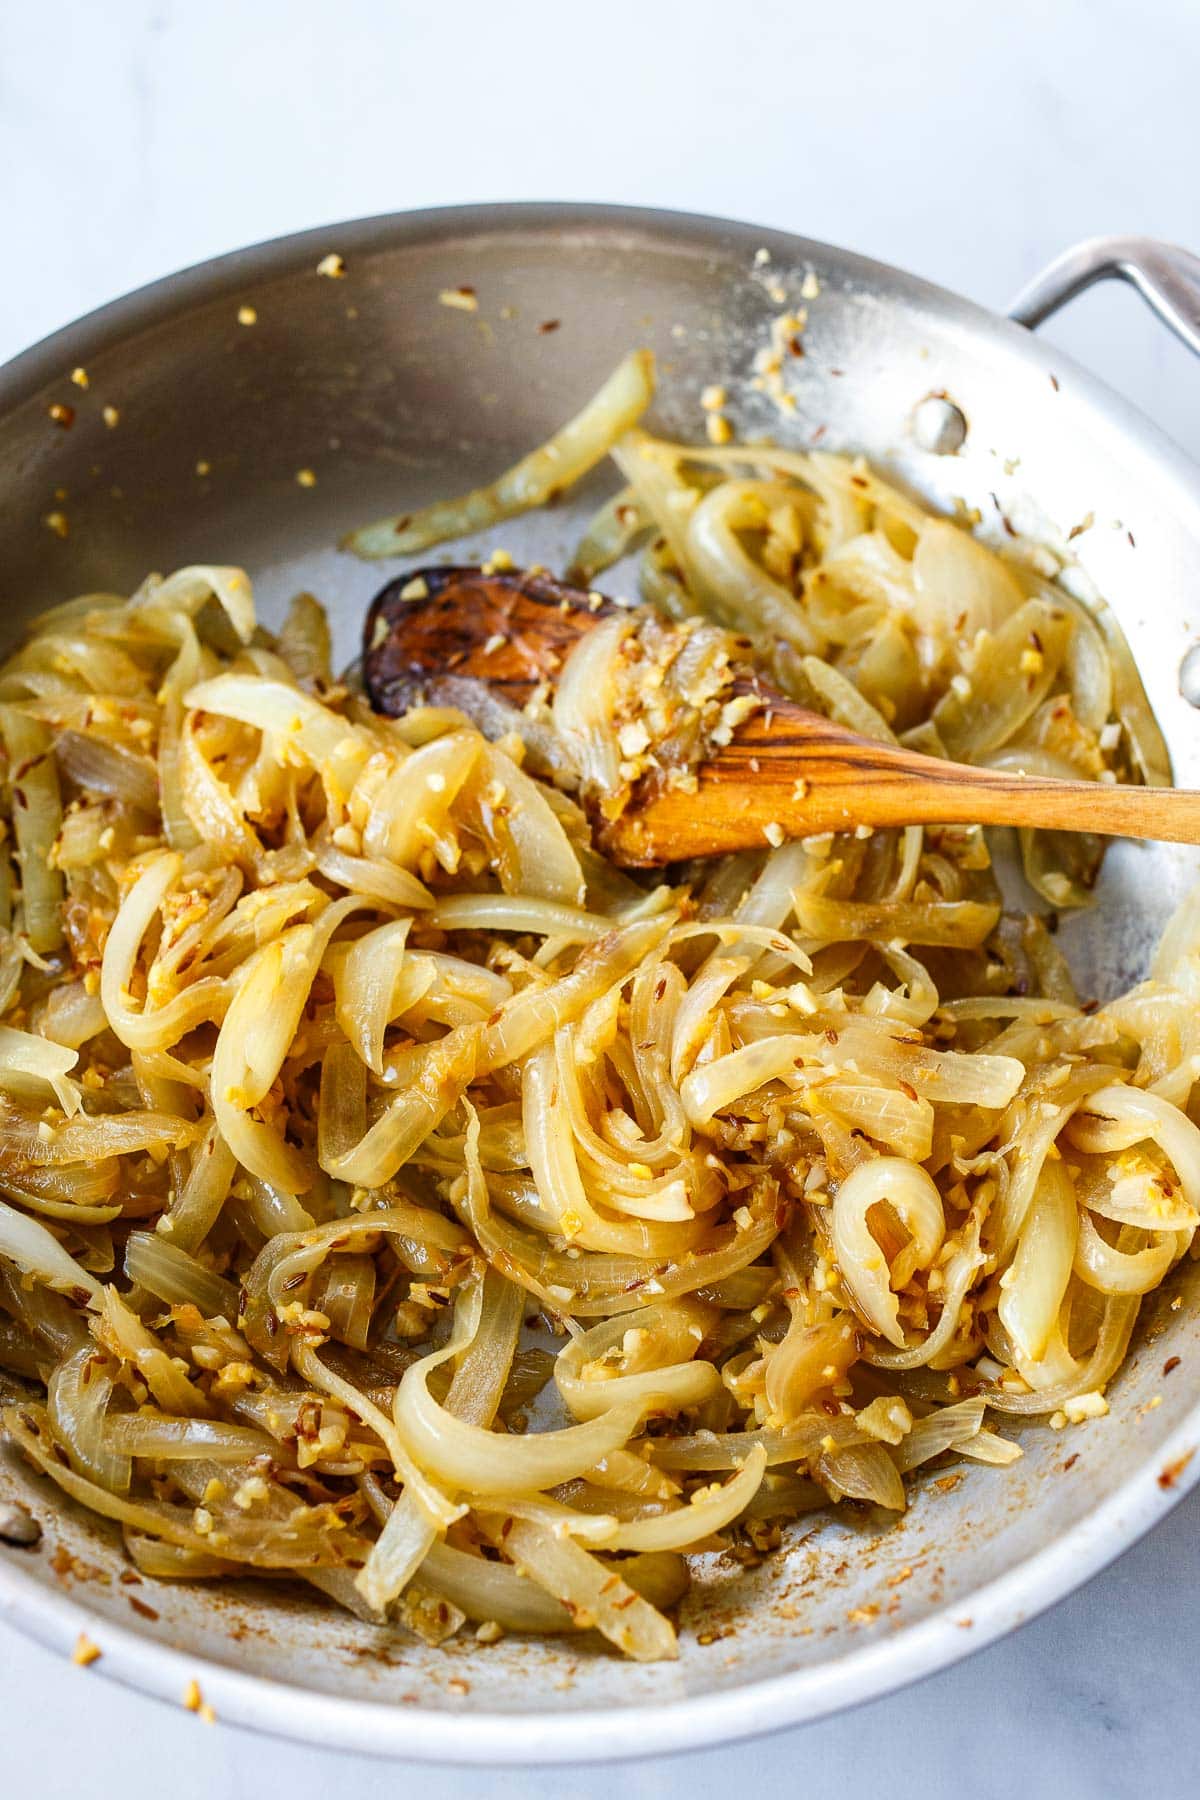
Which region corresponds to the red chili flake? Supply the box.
[1080,998,1100,1015]
[538,319,561,335]
[810,425,827,442]
[128,1596,160,1621]
[825,1029,839,1045]
[1164,1356,1182,1376]
[1049,373,1060,391]
[393,515,412,535]
[1062,1453,1079,1472]
[787,336,805,357]
[850,475,868,490]
[1127,529,1136,548]
[48,403,75,429]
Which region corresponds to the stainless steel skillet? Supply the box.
[1,206,1199,1763]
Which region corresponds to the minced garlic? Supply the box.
[1063,1391,1109,1424]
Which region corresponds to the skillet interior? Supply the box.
[2,205,1200,1761]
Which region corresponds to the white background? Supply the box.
[3,2,1200,1795]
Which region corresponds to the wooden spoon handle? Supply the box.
[603,699,1200,864]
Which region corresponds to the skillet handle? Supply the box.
[1008,235,1200,358]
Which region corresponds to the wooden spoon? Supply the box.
[363,565,1200,866]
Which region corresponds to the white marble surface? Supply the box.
[2,1,1200,1793]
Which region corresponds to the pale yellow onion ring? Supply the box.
[211,895,362,1191]
[393,1342,649,1495]
[0,1198,103,1306]
[0,1027,80,1115]
[362,730,479,868]
[607,1444,767,1552]
[831,1157,945,1347]
[479,1443,768,1553]
[554,1303,720,1422]
[475,1511,677,1663]
[185,673,372,807]
[997,1160,1079,1363]
[333,918,412,1075]
[98,855,232,1051]
[1068,1083,1200,1228]
[522,1041,601,1240]
[1072,1214,1179,1295]
[680,1034,816,1127]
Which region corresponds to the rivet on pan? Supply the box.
[912,395,967,455]
[1179,643,1200,708]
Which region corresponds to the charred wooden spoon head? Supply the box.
[363,565,618,717]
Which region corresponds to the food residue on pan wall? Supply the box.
[439,286,478,312]
[183,1678,217,1724]
[1158,1450,1196,1490]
